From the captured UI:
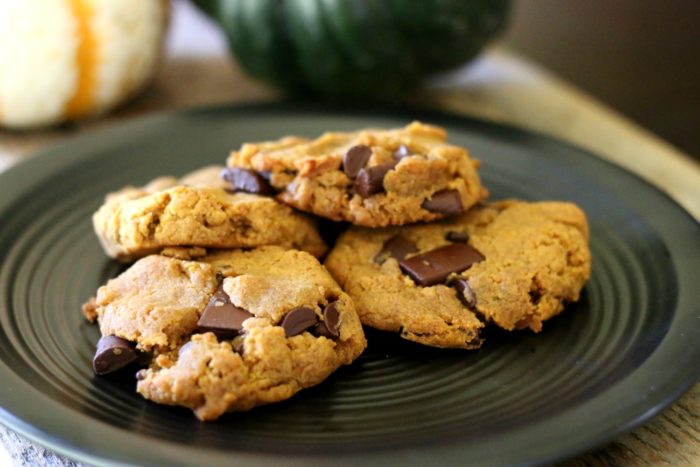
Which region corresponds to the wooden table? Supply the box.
[1,9,699,465]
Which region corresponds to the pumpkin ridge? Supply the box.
[65,0,98,118]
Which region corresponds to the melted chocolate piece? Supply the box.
[393,145,411,160]
[93,335,139,375]
[197,286,253,339]
[374,235,418,263]
[221,167,272,195]
[313,301,341,338]
[422,189,463,215]
[354,161,397,197]
[446,231,469,243]
[399,243,484,286]
[281,307,319,337]
[451,278,477,309]
[343,145,372,178]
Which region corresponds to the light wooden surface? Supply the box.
[1,3,699,466]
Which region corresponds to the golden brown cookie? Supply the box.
[91,255,219,352]
[325,200,591,348]
[226,122,487,227]
[92,167,326,261]
[88,247,366,421]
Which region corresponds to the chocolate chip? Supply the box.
[422,189,463,215]
[221,167,272,195]
[393,145,411,160]
[281,307,319,337]
[374,235,418,263]
[197,286,253,339]
[399,243,484,287]
[446,231,469,243]
[354,161,397,197]
[451,278,477,309]
[313,302,341,338]
[343,145,372,178]
[93,335,139,375]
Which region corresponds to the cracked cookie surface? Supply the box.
[92,166,326,261]
[88,247,366,420]
[324,200,591,348]
[226,122,487,227]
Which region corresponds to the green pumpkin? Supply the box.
[195,0,510,99]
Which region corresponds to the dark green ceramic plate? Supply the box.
[0,104,698,466]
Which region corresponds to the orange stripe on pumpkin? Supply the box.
[65,0,97,118]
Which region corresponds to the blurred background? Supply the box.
[505,0,700,158]
[1,0,698,158]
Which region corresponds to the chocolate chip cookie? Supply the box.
[93,166,327,261]
[225,122,487,227]
[87,247,366,420]
[324,200,591,348]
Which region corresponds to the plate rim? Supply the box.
[0,102,699,467]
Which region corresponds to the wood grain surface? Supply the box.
[0,3,698,464]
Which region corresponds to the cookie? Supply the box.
[93,166,327,261]
[324,200,591,348]
[89,254,220,352]
[88,247,366,420]
[226,122,487,227]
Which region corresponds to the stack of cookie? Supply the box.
[84,122,591,421]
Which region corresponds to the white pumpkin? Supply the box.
[0,0,169,128]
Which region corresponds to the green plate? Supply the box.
[0,104,698,466]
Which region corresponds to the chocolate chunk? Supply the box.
[374,235,418,263]
[313,302,341,338]
[197,286,253,339]
[446,231,469,243]
[354,161,397,197]
[281,307,319,337]
[422,189,463,215]
[393,145,411,160]
[451,278,477,309]
[221,167,272,195]
[343,145,372,178]
[399,243,484,287]
[93,335,139,375]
